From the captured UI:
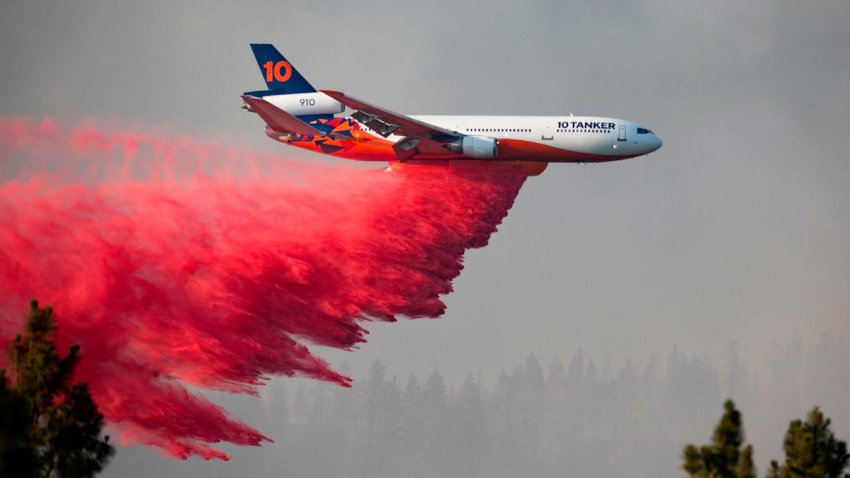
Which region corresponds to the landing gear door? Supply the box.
[618,124,627,142]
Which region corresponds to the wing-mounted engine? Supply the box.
[447,136,498,159]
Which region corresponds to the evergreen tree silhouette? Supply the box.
[768,407,849,478]
[682,399,756,478]
[2,300,114,478]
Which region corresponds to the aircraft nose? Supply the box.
[651,135,663,152]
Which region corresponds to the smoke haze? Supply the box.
[1,0,848,475]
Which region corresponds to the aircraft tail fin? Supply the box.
[250,44,316,94]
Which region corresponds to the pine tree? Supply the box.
[0,370,39,478]
[2,300,114,478]
[768,407,849,478]
[767,460,783,478]
[682,399,756,478]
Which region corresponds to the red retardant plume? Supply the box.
[0,117,526,459]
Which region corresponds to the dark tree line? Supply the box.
[218,335,849,478]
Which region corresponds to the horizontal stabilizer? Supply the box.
[242,96,323,136]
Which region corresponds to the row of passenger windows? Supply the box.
[556,129,613,133]
[465,128,531,133]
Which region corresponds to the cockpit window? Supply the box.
[637,128,655,135]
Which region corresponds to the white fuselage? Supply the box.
[363,115,663,161]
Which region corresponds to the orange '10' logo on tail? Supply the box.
[263,61,292,83]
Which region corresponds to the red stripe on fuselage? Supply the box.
[496,139,638,163]
[285,133,637,163]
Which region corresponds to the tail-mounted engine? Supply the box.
[257,92,344,117]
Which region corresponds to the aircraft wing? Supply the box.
[241,95,324,136]
[321,90,460,141]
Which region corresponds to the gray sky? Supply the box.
[2,0,849,474]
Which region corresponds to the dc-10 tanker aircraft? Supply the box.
[242,44,662,176]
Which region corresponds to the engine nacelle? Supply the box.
[263,92,344,117]
[448,136,498,158]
